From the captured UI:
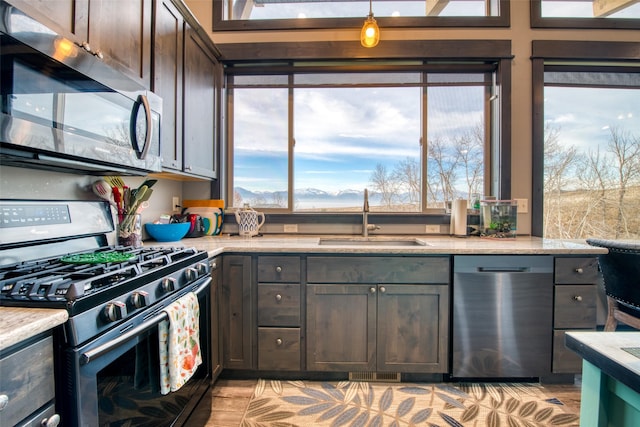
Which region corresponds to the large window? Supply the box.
[532,40,640,240]
[542,70,640,239]
[531,0,640,29]
[222,0,501,20]
[228,65,494,212]
[214,1,509,31]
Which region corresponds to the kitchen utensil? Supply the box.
[92,180,114,205]
[112,186,123,216]
[104,175,126,189]
[234,204,265,237]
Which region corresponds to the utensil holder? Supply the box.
[118,214,142,248]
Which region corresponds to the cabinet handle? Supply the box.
[575,268,584,274]
[276,338,283,346]
[276,266,282,273]
[379,286,386,293]
[0,394,8,411]
[42,414,61,427]
[369,287,376,293]
[275,294,282,302]
[573,295,583,302]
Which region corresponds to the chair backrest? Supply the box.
[586,238,640,310]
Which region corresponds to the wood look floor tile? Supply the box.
[194,378,582,426]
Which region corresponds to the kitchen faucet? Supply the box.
[362,189,380,237]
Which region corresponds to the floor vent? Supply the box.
[349,372,401,382]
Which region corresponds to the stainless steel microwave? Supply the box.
[0,1,162,175]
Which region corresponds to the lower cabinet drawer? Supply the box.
[552,329,591,374]
[0,336,55,427]
[258,284,300,326]
[258,327,301,371]
[554,285,597,329]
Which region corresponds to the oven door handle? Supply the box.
[80,277,212,365]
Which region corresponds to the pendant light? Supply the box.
[360,0,380,48]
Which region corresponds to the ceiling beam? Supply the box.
[593,0,640,17]
[234,0,255,20]
[426,0,450,16]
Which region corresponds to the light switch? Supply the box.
[515,198,528,214]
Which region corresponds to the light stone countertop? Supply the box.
[0,235,605,352]
[0,306,68,351]
[565,331,640,393]
[146,234,608,258]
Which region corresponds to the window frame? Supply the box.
[221,40,513,214]
[212,0,510,31]
[530,0,640,29]
[531,40,640,237]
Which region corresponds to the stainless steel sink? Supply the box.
[318,237,430,246]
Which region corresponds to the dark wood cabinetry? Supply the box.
[552,257,599,374]
[154,0,184,171]
[221,255,254,370]
[0,335,58,427]
[182,26,218,179]
[86,0,152,87]
[210,257,223,380]
[257,256,302,371]
[154,0,219,179]
[7,0,152,87]
[306,256,450,374]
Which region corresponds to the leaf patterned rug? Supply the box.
[241,379,579,427]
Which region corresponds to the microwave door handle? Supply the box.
[131,94,152,160]
[80,277,211,365]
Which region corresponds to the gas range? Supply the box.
[0,200,210,346]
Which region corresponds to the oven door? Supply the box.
[60,278,212,427]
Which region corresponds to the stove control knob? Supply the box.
[162,277,177,292]
[131,291,149,309]
[184,267,198,282]
[196,262,208,275]
[103,301,127,322]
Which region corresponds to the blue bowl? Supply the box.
[144,222,190,242]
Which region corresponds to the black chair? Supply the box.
[586,238,640,331]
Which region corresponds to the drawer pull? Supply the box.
[369,287,376,293]
[275,294,282,302]
[575,268,584,274]
[276,338,283,346]
[573,295,583,302]
[42,414,61,427]
[276,266,282,273]
[0,394,8,411]
[379,286,386,293]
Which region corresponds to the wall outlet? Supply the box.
[425,224,440,234]
[283,224,298,233]
[172,196,181,213]
[515,198,528,214]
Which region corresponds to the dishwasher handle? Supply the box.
[477,267,530,273]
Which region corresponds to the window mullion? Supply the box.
[288,74,294,212]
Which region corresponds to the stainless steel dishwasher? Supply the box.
[452,255,554,378]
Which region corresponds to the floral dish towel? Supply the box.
[159,291,202,394]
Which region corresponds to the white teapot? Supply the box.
[234,204,265,237]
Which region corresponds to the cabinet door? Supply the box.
[6,0,87,40]
[210,260,223,380]
[183,26,217,178]
[87,0,152,87]
[154,0,184,171]
[377,284,449,373]
[306,284,376,371]
[222,255,254,369]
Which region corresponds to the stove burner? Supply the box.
[0,246,207,308]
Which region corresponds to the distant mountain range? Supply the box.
[234,187,377,208]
